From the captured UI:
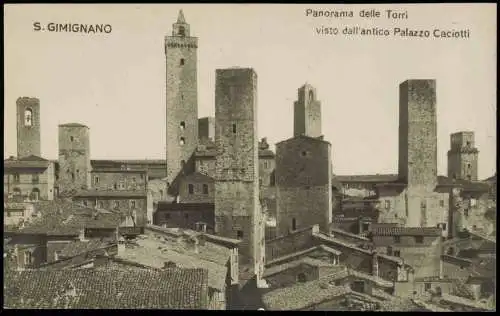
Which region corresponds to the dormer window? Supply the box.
[24,108,33,126]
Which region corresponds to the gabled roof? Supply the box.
[181,171,214,182]
[4,268,209,309]
[275,134,331,147]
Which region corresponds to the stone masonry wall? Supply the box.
[57,125,92,196]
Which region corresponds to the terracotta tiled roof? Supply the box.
[4,268,209,309]
[73,190,147,198]
[58,240,115,258]
[370,227,442,237]
[4,202,27,210]
[91,169,147,173]
[439,293,490,311]
[436,176,490,191]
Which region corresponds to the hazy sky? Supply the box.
[4,4,497,178]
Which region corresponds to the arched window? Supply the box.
[180,121,186,130]
[180,137,185,145]
[180,58,185,66]
[308,90,314,101]
[24,108,33,126]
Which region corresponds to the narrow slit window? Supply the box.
[232,124,237,134]
[180,121,186,130]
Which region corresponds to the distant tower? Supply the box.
[398,80,438,227]
[165,9,199,195]
[447,131,479,181]
[58,123,92,196]
[198,117,215,142]
[16,97,41,158]
[398,80,438,187]
[214,68,265,282]
[293,84,322,138]
[275,136,332,237]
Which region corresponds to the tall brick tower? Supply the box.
[398,80,438,227]
[447,131,479,181]
[16,97,41,158]
[165,9,198,195]
[293,84,322,138]
[57,123,92,196]
[214,68,265,282]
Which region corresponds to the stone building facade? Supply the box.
[275,135,332,237]
[165,10,199,195]
[214,67,265,282]
[90,169,148,192]
[57,123,92,196]
[179,172,214,204]
[4,156,56,201]
[16,97,41,158]
[447,131,479,181]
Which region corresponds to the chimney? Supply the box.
[117,236,125,254]
[372,252,379,277]
[79,228,87,242]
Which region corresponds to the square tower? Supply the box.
[398,80,438,188]
[275,135,332,237]
[447,131,479,181]
[214,68,265,281]
[16,97,41,158]
[293,84,322,138]
[57,123,92,196]
[165,10,199,195]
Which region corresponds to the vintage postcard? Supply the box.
[3,3,496,311]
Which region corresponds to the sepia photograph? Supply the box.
[3,3,497,311]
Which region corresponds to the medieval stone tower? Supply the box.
[16,97,41,158]
[398,79,438,227]
[276,84,331,236]
[57,123,92,196]
[165,9,199,195]
[447,131,479,181]
[293,84,322,138]
[214,68,265,281]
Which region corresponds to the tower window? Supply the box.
[236,230,244,239]
[467,163,471,169]
[178,26,185,37]
[466,141,471,147]
[70,136,74,142]
[94,176,99,184]
[232,124,237,134]
[71,173,75,182]
[180,137,185,145]
[188,184,194,194]
[131,200,136,209]
[180,58,185,66]
[309,90,314,101]
[202,184,209,194]
[180,121,186,130]
[301,151,307,157]
[292,218,297,231]
[24,108,33,126]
